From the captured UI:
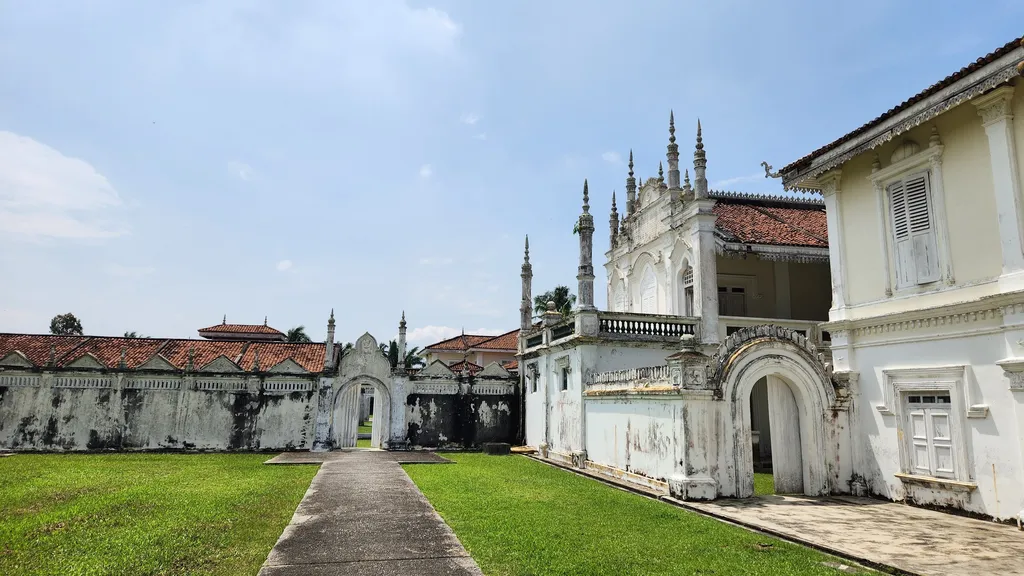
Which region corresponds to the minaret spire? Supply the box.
[609,190,619,248]
[324,309,336,370]
[667,110,680,189]
[397,311,408,373]
[576,180,596,311]
[520,235,533,331]
[625,149,636,217]
[693,119,708,199]
[658,161,664,183]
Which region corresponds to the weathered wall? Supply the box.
[584,397,683,483]
[0,371,318,451]
[404,389,517,448]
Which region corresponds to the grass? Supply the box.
[0,454,317,576]
[356,438,372,448]
[405,454,873,576]
[754,472,775,496]
[358,424,372,435]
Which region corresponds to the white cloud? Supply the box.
[228,160,253,181]
[276,259,293,271]
[601,151,622,165]
[106,264,156,278]
[406,325,505,346]
[711,172,765,190]
[0,131,127,240]
[460,112,479,125]
[419,164,433,179]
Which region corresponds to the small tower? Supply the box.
[397,311,407,373]
[658,161,664,185]
[609,190,619,248]
[625,150,637,217]
[577,180,596,311]
[520,235,533,331]
[693,119,708,199]
[667,110,681,189]
[324,309,336,370]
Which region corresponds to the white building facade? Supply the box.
[776,37,1024,521]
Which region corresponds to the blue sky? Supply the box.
[1,0,1021,347]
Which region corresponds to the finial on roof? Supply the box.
[611,189,617,210]
[684,169,691,188]
[264,316,267,326]
[658,161,664,181]
[669,110,676,144]
[524,235,530,262]
[628,149,634,177]
[329,308,335,322]
[582,179,590,213]
[222,314,226,325]
[696,119,703,151]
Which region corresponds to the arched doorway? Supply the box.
[332,376,392,449]
[716,328,835,498]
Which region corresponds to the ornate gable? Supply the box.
[339,332,392,382]
[477,362,511,378]
[137,354,178,372]
[66,353,105,370]
[0,350,34,368]
[199,355,242,373]
[268,358,309,374]
[418,359,456,378]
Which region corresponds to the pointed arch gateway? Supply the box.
[712,326,838,498]
[329,332,395,449]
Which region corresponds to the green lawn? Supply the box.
[405,454,871,576]
[0,454,317,576]
[356,438,372,448]
[754,472,775,496]
[358,424,372,435]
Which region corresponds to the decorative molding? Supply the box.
[65,353,105,370]
[784,54,1023,188]
[0,351,34,368]
[54,376,112,389]
[879,365,987,418]
[0,374,40,387]
[199,355,242,373]
[996,357,1024,390]
[195,379,247,392]
[418,360,456,378]
[137,354,177,372]
[973,85,1014,127]
[412,382,459,395]
[477,362,511,378]
[473,383,514,395]
[125,378,180,390]
[709,189,824,204]
[264,380,313,393]
[894,473,977,493]
[267,358,309,374]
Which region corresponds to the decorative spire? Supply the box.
[582,179,590,213]
[609,190,619,248]
[397,310,408,373]
[693,119,708,199]
[626,150,637,217]
[658,161,664,182]
[119,347,127,370]
[47,344,56,367]
[577,178,596,312]
[520,234,533,331]
[187,345,195,371]
[263,316,267,326]
[667,110,680,188]
[325,309,337,370]
[222,314,226,325]
[253,349,260,372]
[684,169,691,189]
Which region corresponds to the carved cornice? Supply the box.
[973,86,1014,126]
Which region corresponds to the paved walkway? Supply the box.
[675,494,1024,576]
[259,451,483,576]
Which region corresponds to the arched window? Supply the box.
[612,282,627,312]
[640,267,657,313]
[681,266,694,316]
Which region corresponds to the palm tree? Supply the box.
[404,346,425,369]
[534,285,576,319]
[287,326,312,343]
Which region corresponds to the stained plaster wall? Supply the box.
[0,371,318,451]
[851,329,1024,519]
[584,397,684,483]
[404,387,517,448]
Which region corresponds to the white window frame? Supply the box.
[870,143,952,297]
[638,265,657,314]
[554,355,571,392]
[716,273,758,318]
[878,366,980,486]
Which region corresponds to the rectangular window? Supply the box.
[718,286,746,316]
[904,393,955,479]
[888,171,939,288]
[561,368,569,391]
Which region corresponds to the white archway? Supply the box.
[331,375,392,449]
[639,265,657,313]
[719,340,835,498]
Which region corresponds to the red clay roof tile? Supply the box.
[197,323,285,336]
[713,201,827,248]
[472,330,519,351]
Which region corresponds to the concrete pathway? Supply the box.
[259,451,483,576]
[676,494,1024,576]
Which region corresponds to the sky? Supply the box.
[1,1,1022,348]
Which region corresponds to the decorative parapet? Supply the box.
[472,383,515,395]
[597,312,697,341]
[0,374,40,387]
[586,365,680,396]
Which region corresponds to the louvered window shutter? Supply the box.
[889,172,939,287]
[905,172,939,283]
[889,180,916,287]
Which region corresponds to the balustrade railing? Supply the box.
[719,316,824,345]
[598,312,697,339]
[588,364,672,390]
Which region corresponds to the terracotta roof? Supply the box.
[501,359,519,371]
[237,342,326,372]
[447,360,484,374]
[781,37,1024,175]
[713,199,827,248]
[472,330,519,351]
[423,333,501,352]
[0,334,326,373]
[197,323,285,336]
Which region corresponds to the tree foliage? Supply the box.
[286,326,312,343]
[123,331,148,338]
[378,340,426,369]
[533,286,576,319]
[50,313,83,336]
